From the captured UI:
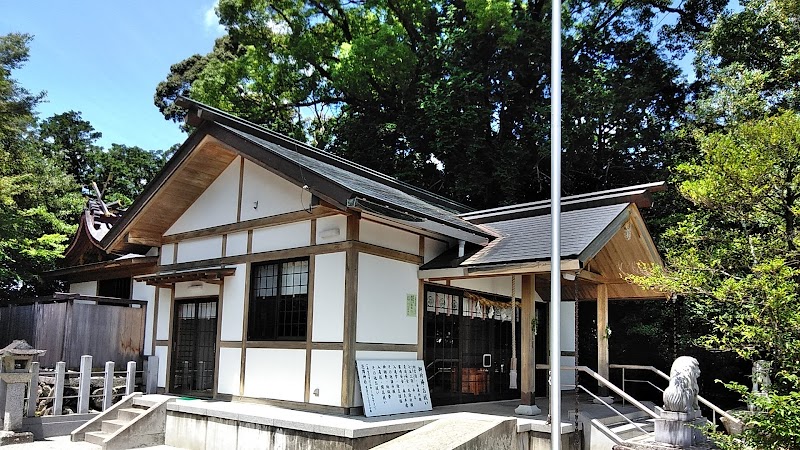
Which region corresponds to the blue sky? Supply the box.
[1,1,225,150]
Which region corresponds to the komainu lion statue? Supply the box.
[663,356,700,413]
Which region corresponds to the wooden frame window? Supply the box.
[247,258,309,341]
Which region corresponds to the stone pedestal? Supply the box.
[514,404,542,416]
[654,409,707,447]
[1,382,24,432]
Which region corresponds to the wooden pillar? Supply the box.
[520,275,536,405]
[597,283,609,396]
[341,213,360,411]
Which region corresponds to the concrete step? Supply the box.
[85,431,110,446]
[372,413,516,450]
[133,394,173,408]
[611,421,654,440]
[102,419,128,434]
[117,407,146,421]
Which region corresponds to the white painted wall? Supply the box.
[160,244,175,265]
[423,238,449,264]
[156,288,172,341]
[221,264,247,341]
[243,348,306,402]
[174,282,220,299]
[165,157,241,235]
[561,301,576,390]
[353,351,418,407]
[251,221,311,254]
[309,350,343,407]
[155,345,168,388]
[132,281,157,356]
[356,254,419,344]
[360,220,419,255]
[217,348,242,395]
[240,159,305,221]
[316,215,347,244]
[226,231,248,256]
[68,281,97,296]
[175,236,223,263]
[312,252,345,342]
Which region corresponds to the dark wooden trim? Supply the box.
[221,234,228,258]
[44,257,158,282]
[219,341,243,348]
[151,288,160,355]
[520,274,535,405]
[165,287,175,394]
[161,206,338,244]
[246,230,253,255]
[244,341,306,349]
[311,342,343,350]
[341,214,359,407]
[157,242,353,272]
[354,242,422,265]
[155,340,169,347]
[304,253,316,402]
[354,343,417,353]
[172,243,178,265]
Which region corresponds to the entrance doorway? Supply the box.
[423,286,520,405]
[171,297,217,397]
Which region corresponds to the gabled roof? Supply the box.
[99,98,492,253]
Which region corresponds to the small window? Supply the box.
[248,258,309,341]
[97,277,131,299]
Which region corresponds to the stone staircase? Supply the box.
[582,403,658,450]
[71,393,175,449]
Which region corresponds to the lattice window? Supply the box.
[248,258,309,341]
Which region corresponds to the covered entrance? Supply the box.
[423,285,521,405]
[170,297,217,397]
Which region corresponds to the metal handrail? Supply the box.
[536,363,659,418]
[576,384,649,434]
[610,363,741,426]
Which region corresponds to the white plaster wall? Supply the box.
[156,288,172,341]
[240,159,304,221]
[165,157,241,235]
[175,236,223,264]
[220,264,246,341]
[243,349,306,402]
[316,215,347,244]
[353,351,418,407]
[356,254,419,345]
[226,231,248,256]
[217,348,242,395]
[160,244,175,265]
[251,221,311,254]
[69,281,97,296]
[155,345,168,388]
[174,282,220,299]
[423,238,449,264]
[312,252,345,342]
[561,356,576,390]
[360,220,419,255]
[309,350,343,406]
[132,281,157,356]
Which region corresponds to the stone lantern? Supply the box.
[0,340,45,444]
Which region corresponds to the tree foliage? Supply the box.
[155,0,709,207]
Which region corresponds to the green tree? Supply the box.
[85,144,168,205]
[0,33,83,298]
[630,112,800,449]
[156,0,703,207]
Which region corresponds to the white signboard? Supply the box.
[356,360,432,417]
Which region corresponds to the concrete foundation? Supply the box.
[0,430,33,446]
[372,414,515,450]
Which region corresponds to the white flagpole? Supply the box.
[549,0,562,445]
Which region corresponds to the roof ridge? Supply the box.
[175,96,473,213]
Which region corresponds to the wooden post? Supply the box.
[341,213,359,410]
[78,355,92,414]
[597,284,609,396]
[520,275,535,405]
[103,361,114,411]
[53,361,65,416]
[27,362,39,418]
[145,355,159,394]
[126,361,136,395]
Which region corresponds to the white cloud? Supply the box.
[203,0,226,36]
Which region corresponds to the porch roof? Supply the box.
[134,266,236,287]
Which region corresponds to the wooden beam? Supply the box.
[597,283,610,396]
[341,214,359,408]
[465,259,581,277]
[520,274,536,405]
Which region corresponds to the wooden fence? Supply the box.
[0,294,146,369]
[26,355,158,418]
